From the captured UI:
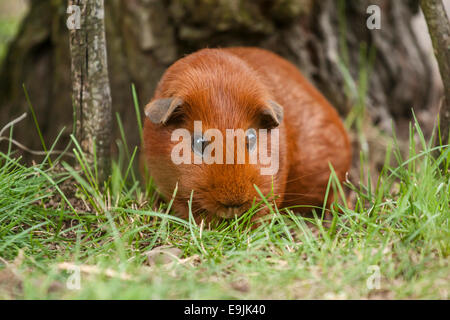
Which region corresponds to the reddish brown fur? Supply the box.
[142,47,351,222]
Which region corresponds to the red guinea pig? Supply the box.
[141,47,351,223]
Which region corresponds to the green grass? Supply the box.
[0,95,448,299]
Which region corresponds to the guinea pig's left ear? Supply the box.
[144,97,184,125]
[260,100,284,128]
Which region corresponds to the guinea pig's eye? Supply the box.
[192,133,207,156]
[246,129,257,152]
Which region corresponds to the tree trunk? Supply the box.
[420,0,450,147]
[0,0,443,164]
[68,0,112,182]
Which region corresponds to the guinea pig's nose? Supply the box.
[216,201,248,219]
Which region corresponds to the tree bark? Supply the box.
[420,0,450,146]
[0,0,443,164]
[68,0,112,182]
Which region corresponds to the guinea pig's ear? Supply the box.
[144,97,184,125]
[260,100,284,128]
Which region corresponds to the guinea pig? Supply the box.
[141,47,351,223]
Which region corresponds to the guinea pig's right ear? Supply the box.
[260,100,284,128]
[144,97,184,125]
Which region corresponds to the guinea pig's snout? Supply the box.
[215,200,249,219]
[207,167,257,219]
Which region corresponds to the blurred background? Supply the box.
[0,1,27,59]
[0,0,448,174]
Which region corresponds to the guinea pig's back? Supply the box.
[222,47,338,122]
